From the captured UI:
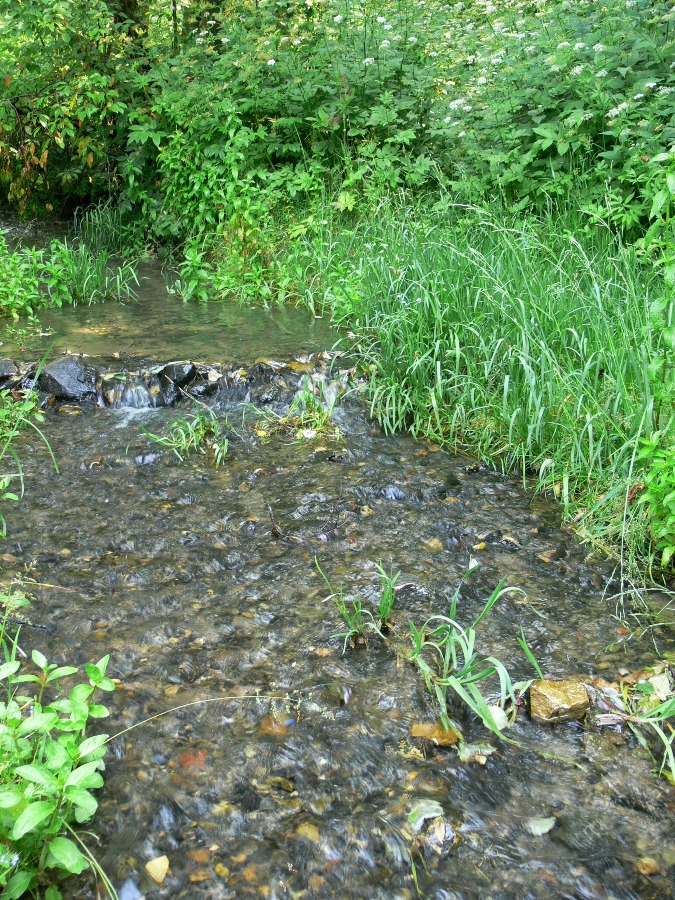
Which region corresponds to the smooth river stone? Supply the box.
[529,679,589,724]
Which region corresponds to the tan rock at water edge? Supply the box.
[529,679,589,724]
[145,855,170,884]
[411,722,460,746]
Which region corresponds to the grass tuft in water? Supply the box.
[145,407,229,466]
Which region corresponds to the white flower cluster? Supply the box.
[606,101,628,119]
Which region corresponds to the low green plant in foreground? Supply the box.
[0,587,116,898]
[146,407,229,466]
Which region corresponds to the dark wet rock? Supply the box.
[160,361,197,388]
[0,358,18,383]
[381,485,406,500]
[37,355,98,402]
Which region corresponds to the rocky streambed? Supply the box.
[0,255,673,899]
[0,341,672,899]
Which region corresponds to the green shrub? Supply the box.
[638,434,675,569]
[0,588,116,898]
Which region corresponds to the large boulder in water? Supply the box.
[37,356,98,402]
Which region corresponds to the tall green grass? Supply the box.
[295,199,671,572]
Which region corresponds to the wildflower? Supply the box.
[207,19,216,25]
[633,92,644,100]
[267,58,276,66]
[364,57,375,66]
[557,41,570,48]
[393,34,402,41]
[593,42,606,52]
[429,51,438,57]
[380,39,391,48]
[550,64,561,72]
[574,41,586,50]
[333,14,343,23]
[384,23,393,30]
[463,105,472,111]
[570,65,584,76]
[221,37,230,43]
[377,15,387,24]
[263,40,270,46]
[408,36,418,43]
[645,82,657,89]
[595,69,608,77]
[606,102,628,118]
[458,131,466,137]
[477,75,487,85]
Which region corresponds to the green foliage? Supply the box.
[254,378,342,442]
[374,562,398,631]
[316,558,400,652]
[0,388,56,539]
[0,587,115,898]
[408,559,526,741]
[0,0,133,214]
[638,434,675,569]
[145,407,229,465]
[0,236,138,320]
[292,196,675,572]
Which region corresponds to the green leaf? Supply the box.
[78,734,108,758]
[44,740,70,771]
[11,800,57,840]
[18,711,59,735]
[15,764,59,790]
[31,649,48,669]
[0,660,20,680]
[45,836,88,874]
[65,785,98,820]
[65,761,103,789]
[46,666,79,682]
[3,870,34,899]
[0,789,22,808]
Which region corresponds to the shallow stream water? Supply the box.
[1,251,674,899]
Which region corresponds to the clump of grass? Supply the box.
[298,198,671,578]
[73,200,145,257]
[316,558,401,652]
[375,562,399,632]
[146,407,229,465]
[255,378,342,443]
[408,559,528,741]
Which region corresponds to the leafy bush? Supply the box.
[0,237,138,320]
[0,588,115,898]
[638,434,675,569]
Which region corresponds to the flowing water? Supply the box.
[2,255,674,899]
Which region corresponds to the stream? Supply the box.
[1,243,674,899]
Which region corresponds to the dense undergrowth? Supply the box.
[0,0,674,577]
